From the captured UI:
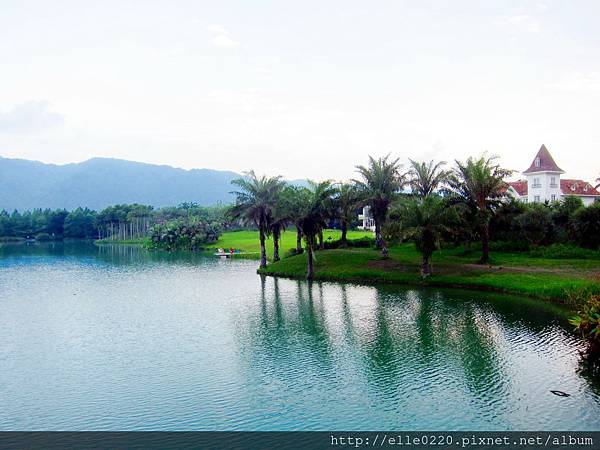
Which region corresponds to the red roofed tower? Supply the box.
[523,145,564,203]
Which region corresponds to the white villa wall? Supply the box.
[526,172,562,203]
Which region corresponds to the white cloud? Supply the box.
[0,101,65,134]
[207,24,240,48]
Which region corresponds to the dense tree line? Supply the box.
[0,203,228,242]
[230,154,600,280]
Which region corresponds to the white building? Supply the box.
[507,145,600,206]
[358,206,376,231]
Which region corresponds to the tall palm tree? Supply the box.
[279,185,310,254]
[401,195,454,277]
[408,159,448,197]
[354,154,405,258]
[230,171,285,269]
[297,180,336,280]
[334,182,360,247]
[269,184,289,262]
[446,155,512,264]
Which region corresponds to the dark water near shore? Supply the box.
[1,242,599,430]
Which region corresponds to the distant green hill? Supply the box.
[0,156,243,210]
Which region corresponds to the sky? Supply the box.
[1,0,600,182]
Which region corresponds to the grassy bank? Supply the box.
[259,244,600,303]
[212,229,372,259]
[93,229,371,257]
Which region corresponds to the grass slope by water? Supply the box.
[94,228,599,302]
[212,229,372,259]
[259,244,600,303]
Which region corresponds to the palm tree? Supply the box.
[279,185,310,254]
[269,211,286,262]
[269,185,289,262]
[408,159,448,197]
[334,182,360,247]
[446,155,512,264]
[402,195,454,277]
[354,154,405,258]
[297,180,336,280]
[230,171,285,269]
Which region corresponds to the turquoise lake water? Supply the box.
[1,242,599,430]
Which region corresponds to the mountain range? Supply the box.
[0,156,248,211]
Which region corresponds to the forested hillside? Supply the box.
[0,156,241,210]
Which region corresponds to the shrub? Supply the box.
[149,219,221,251]
[572,203,600,249]
[529,243,600,260]
[490,198,527,241]
[322,236,375,249]
[487,240,530,252]
[570,295,600,372]
[552,195,583,242]
[511,203,555,246]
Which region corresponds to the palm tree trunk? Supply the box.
[273,224,280,262]
[259,226,267,269]
[480,221,490,264]
[374,219,382,249]
[374,219,389,258]
[340,220,348,248]
[421,253,432,277]
[381,238,389,258]
[318,230,324,250]
[306,236,314,280]
[296,226,303,253]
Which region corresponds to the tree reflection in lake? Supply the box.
[238,276,600,429]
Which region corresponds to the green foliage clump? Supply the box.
[529,244,600,260]
[572,202,600,249]
[64,208,97,238]
[149,219,222,251]
[323,236,375,249]
[570,295,600,372]
[511,203,555,246]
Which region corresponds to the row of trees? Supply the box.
[0,203,228,241]
[0,208,95,239]
[230,154,600,280]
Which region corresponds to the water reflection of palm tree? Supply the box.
[296,281,332,363]
[249,278,334,372]
[450,303,512,420]
[339,285,357,347]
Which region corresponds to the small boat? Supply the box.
[214,252,234,257]
[214,248,236,257]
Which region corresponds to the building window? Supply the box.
[551,194,556,202]
[535,157,540,167]
[534,195,540,202]
[550,176,557,188]
[533,177,541,188]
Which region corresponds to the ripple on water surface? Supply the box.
[0,242,599,430]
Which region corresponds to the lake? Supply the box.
[1,242,599,430]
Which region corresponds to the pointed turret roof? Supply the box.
[523,144,564,174]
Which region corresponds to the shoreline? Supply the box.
[258,248,600,306]
[21,233,597,307]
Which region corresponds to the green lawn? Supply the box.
[212,229,373,259]
[259,244,600,303]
